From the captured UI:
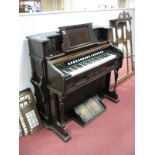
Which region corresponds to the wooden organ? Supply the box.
[27,23,123,141]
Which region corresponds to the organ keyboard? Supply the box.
[27,23,123,141]
[57,50,117,78]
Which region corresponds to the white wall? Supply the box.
[64,0,118,11]
[19,8,135,91]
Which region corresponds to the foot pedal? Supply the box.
[73,95,106,126]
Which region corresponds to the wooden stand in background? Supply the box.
[109,11,135,85]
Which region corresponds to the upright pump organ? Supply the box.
[27,23,123,141]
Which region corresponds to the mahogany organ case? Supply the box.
[27,23,123,141]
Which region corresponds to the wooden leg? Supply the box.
[44,92,71,142]
[104,69,120,103]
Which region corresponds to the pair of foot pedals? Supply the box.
[73,95,106,126]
